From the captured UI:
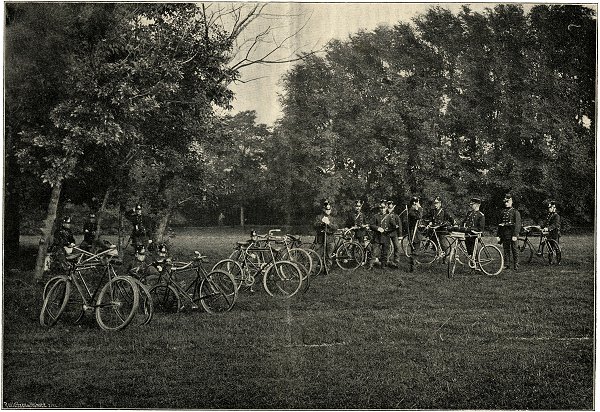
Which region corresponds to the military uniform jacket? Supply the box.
[83,221,97,243]
[407,207,422,238]
[462,210,485,232]
[314,213,337,243]
[346,211,367,239]
[125,211,148,237]
[496,207,521,239]
[53,227,76,249]
[428,208,454,227]
[369,212,390,244]
[385,212,402,238]
[544,212,561,235]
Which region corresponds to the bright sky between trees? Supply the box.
[226,2,529,126]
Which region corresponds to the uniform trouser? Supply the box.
[389,235,400,264]
[375,239,390,267]
[316,240,335,266]
[465,237,476,258]
[501,238,519,268]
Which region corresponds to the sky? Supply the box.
[224,2,527,126]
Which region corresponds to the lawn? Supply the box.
[3,227,595,409]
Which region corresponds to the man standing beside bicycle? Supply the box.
[542,200,561,246]
[314,200,338,270]
[496,193,522,271]
[407,197,422,255]
[369,200,391,269]
[345,199,369,241]
[385,200,402,268]
[461,197,485,262]
[425,196,455,257]
[125,204,152,252]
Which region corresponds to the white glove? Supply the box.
[321,216,330,225]
[511,236,517,242]
[377,227,384,233]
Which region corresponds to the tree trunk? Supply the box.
[239,205,245,228]
[155,210,172,244]
[95,187,112,242]
[33,181,62,281]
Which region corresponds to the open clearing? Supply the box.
[3,228,594,409]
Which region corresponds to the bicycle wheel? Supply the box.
[132,278,153,326]
[95,276,140,331]
[212,259,245,291]
[198,270,237,313]
[150,284,181,314]
[414,239,438,265]
[42,275,68,301]
[263,260,303,298]
[304,247,323,277]
[40,277,71,327]
[335,242,364,270]
[477,244,504,276]
[517,238,533,264]
[545,239,562,265]
[282,248,312,292]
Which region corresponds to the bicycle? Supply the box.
[150,251,237,314]
[404,224,453,265]
[40,246,142,331]
[517,225,562,265]
[310,228,364,272]
[226,231,304,298]
[446,229,504,278]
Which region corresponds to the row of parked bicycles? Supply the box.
[39,223,561,331]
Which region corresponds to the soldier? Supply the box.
[52,216,76,252]
[79,213,98,251]
[314,201,337,269]
[407,197,422,255]
[345,200,369,240]
[542,200,561,245]
[462,197,485,260]
[496,193,521,271]
[426,196,455,255]
[125,204,152,251]
[369,200,390,269]
[385,200,402,268]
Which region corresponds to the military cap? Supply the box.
[469,197,482,204]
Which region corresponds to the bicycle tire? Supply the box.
[212,259,245,291]
[95,276,140,331]
[40,277,71,327]
[517,238,534,264]
[42,275,68,301]
[477,244,504,276]
[304,247,323,277]
[335,242,364,270]
[545,239,562,265]
[198,270,237,313]
[131,278,153,325]
[150,284,181,314]
[414,239,438,265]
[285,248,312,293]
[263,260,303,298]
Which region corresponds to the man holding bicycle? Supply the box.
[426,196,454,255]
[496,193,521,271]
[542,201,561,244]
[314,201,338,269]
[385,200,402,268]
[461,197,485,260]
[345,199,369,240]
[369,200,390,269]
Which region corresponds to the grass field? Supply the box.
[3,227,595,409]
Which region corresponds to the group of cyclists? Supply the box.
[314,195,561,272]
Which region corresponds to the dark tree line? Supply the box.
[4,4,595,279]
[267,4,595,228]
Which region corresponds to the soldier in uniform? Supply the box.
[50,216,77,274]
[407,197,422,255]
[426,196,455,256]
[542,200,561,244]
[385,200,402,268]
[52,216,76,252]
[462,197,485,259]
[345,200,369,240]
[496,193,521,271]
[125,204,152,251]
[369,200,390,269]
[79,213,98,251]
[314,201,337,269]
